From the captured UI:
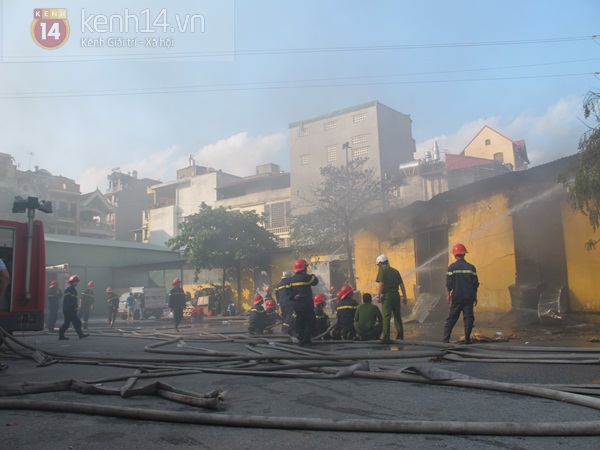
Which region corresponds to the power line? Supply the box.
[1,35,595,64]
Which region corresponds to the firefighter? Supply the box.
[248,293,267,334]
[275,270,294,335]
[286,259,319,347]
[375,254,407,344]
[46,280,63,331]
[264,298,281,332]
[313,293,331,339]
[264,286,274,301]
[332,284,358,340]
[106,287,119,328]
[58,275,89,340]
[79,281,95,330]
[443,243,479,344]
[169,277,186,332]
[354,293,383,341]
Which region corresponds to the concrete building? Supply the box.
[143,162,240,246]
[289,100,416,214]
[214,163,291,248]
[79,189,116,239]
[104,169,160,242]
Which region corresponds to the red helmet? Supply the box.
[265,299,276,309]
[253,293,264,305]
[106,287,114,293]
[87,281,94,288]
[452,243,468,255]
[68,275,80,284]
[336,284,354,302]
[265,286,271,292]
[172,277,181,286]
[313,293,326,307]
[49,280,58,288]
[294,259,309,272]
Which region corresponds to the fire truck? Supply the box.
[0,197,51,332]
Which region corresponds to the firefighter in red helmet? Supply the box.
[332,285,358,340]
[169,278,186,332]
[444,243,479,344]
[312,293,331,339]
[286,259,319,347]
[58,275,89,340]
[248,293,267,334]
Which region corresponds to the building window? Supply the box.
[298,124,311,137]
[352,146,369,158]
[324,121,337,131]
[264,201,291,228]
[300,154,310,165]
[351,134,368,145]
[352,113,367,123]
[485,139,491,145]
[493,152,504,163]
[326,145,337,163]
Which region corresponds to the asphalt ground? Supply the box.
[1,313,600,450]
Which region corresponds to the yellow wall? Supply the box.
[354,229,417,304]
[463,127,516,168]
[562,204,600,312]
[447,193,515,312]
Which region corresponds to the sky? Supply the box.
[1,0,599,193]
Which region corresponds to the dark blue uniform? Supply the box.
[286,272,319,346]
[444,258,479,342]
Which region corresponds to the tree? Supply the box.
[559,90,600,250]
[167,206,279,303]
[291,157,394,286]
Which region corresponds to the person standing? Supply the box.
[58,275,89,340]
[275,270,294,335]
[286,259,319,347]
[137,293,145,320]
[312,294,331,339]
[332,284,358,340]
[79,281,95,330]
[106,288,119,328]
[169,277,186,332]
[375,254,407,344]
[46,280,63,331]
[443,243,479,345]
[126,290,135,321]
[354,293,383,341]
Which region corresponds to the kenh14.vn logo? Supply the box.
[31,8,70,49]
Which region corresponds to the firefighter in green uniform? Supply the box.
[375,254,407,344]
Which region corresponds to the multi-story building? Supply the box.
[142,162,240,246]
[214,163,291,248]
[79,189,116,239]
[289,100,416,214]
[104,169,160,242]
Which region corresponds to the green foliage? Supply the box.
[559,91,600,249]
[291,157,391,283]
[167,206,278,280]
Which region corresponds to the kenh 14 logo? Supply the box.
[31,8,70,49]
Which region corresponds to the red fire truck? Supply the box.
[0,197,50,332]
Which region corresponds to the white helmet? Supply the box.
[282,270,292,278]
[375,254,388,265]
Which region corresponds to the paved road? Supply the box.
[1,314,599,450]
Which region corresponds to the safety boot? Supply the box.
[442,326,452,343]
[464,326,473,344]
